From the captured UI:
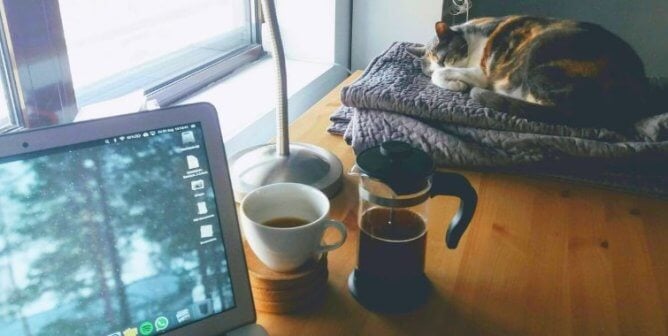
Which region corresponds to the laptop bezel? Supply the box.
[0,102,256,335]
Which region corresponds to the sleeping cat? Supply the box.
[407,16,650,131]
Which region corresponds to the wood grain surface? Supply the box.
[252,71,668,335]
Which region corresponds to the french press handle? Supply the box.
[431,172,478,249]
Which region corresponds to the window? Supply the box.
[0,11,16,132]
[0,41,21,133]
[0,0,261,129]
[0,76,9,129]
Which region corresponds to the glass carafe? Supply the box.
[348,141,478,313]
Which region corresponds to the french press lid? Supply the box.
[355,141,434,195]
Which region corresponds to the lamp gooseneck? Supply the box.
[260,0,289,156]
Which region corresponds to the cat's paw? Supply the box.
[436,79,469,92]
[431,69,468,91]
[439,68,462,80]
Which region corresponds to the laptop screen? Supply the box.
[0,122,236,336]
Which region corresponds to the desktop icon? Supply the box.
[107,332,121,336]
[186,155,200,170]
[200,225,214,239]
[182,131,195,145]
[122,328,138,336]
[196,202,208,215]
[155,316,170,332]
[191,180,204,191]
[139,321,154,335]
[176,308,191,324]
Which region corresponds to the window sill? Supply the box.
[182,56,348,156]
[75,56,348,156]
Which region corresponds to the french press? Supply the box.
[348,141,477,313]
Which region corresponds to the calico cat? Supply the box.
[407,16,650,131]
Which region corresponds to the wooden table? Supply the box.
[255,71,668,335]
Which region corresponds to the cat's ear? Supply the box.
[406,44,426,58]
[435,21,451,40]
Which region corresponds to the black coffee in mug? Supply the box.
[357,208,427,279]
[262,217,310,228]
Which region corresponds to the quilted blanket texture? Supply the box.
[330,42,668,197]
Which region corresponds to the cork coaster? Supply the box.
[244,244,328,289]
[252,280,327,314]
[251,268,328,302]
[244,244,329,314]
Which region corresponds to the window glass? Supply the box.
[0,74,10,129]
[59,0,252,108]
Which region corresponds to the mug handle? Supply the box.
[431,172,478,249]
[317,220,348,253]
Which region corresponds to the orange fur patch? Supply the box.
[550,59,607,77]
[514,26,543,50]
[493,76,511,91]
[480,16,521,75]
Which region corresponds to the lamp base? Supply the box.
[229,142,343,201]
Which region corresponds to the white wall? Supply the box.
[351,0,442,70]
[271,0,351,69]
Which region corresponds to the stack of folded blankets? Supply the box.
[329,42,668,197]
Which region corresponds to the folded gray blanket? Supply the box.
[331,42,668,197]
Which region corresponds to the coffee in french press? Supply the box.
[348,141,477,313]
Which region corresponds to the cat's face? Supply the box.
[407,21,468,76]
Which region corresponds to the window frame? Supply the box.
[0,0,263,130]
[0,24,21,134]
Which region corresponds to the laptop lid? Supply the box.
[0,103,255,336]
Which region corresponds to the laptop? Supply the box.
[0,103,267,336]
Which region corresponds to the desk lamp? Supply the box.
[229,0,343,200]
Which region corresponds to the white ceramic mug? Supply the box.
[239,183,347,272]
